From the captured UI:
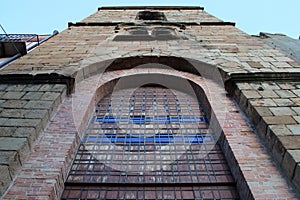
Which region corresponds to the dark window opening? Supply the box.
[62,86,239,199]
[136,11,167,21]
[113,27,179,41]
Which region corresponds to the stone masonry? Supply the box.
[0,6,300,199]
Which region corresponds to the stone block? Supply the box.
[0,118,8,126]
[24,100,54,110]
[261,82,280,90]
[282,150,300,179]
[0,127,17,137]
[291,98,300,106]
[0,100,28,108]
[15,127,37,148]
[4,118,42,132]
[292,107,300,115]
[254,107,273,117]
[0,165,11,196]
[0,137,28,151]
[236,82,252,90]
[273,99,295,107]
[22,92,44,100]
[39,84,53,92]
[41,92,61,101]
[0,109,27,118]
[278,83,296,90]
[0,137,29,165]
[269,125,292,136]
[274,90,296,98]
[246,61,263,69]
[5,84,26,92]
[266,125,291,151]
[272,137,286,164]
[278,136,300,149]
[293,164,300,191]
[51,84,66,92]
[293,116,300,123]
[0,151,21,177]
[1,92,26,99]
[287,125,300,135]
[249,99,276,107]
[0,84,8,91]
[23,84,42,92]
[269,107,296,116]
[24,109,48,119]
[292,89,300,97]
[258,90,279,98]
[241,90,261,99]
[263,116,296,125]
[256,118,267,138]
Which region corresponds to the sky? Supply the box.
[0,0,299,39]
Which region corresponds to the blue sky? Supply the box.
[1,0,299,39]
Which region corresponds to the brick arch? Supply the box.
[73,67,225,140]
[78,55,224,85]
[103,56,201,75]
[71,66,262,199]
[62,70,242,199]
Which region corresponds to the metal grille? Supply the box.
[0,34,39,42]
[62,87,239,199]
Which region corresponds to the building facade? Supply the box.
[0,6,300,199]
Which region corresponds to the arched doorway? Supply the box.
[62,81,239,199]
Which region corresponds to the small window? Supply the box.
[136,11,167,21]
[113,27,179,41]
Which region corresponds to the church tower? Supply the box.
[1,6,300,199]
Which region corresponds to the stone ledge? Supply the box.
[0,84,67,197]
[228,80,300,193]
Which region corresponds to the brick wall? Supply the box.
[0,6,299,199]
